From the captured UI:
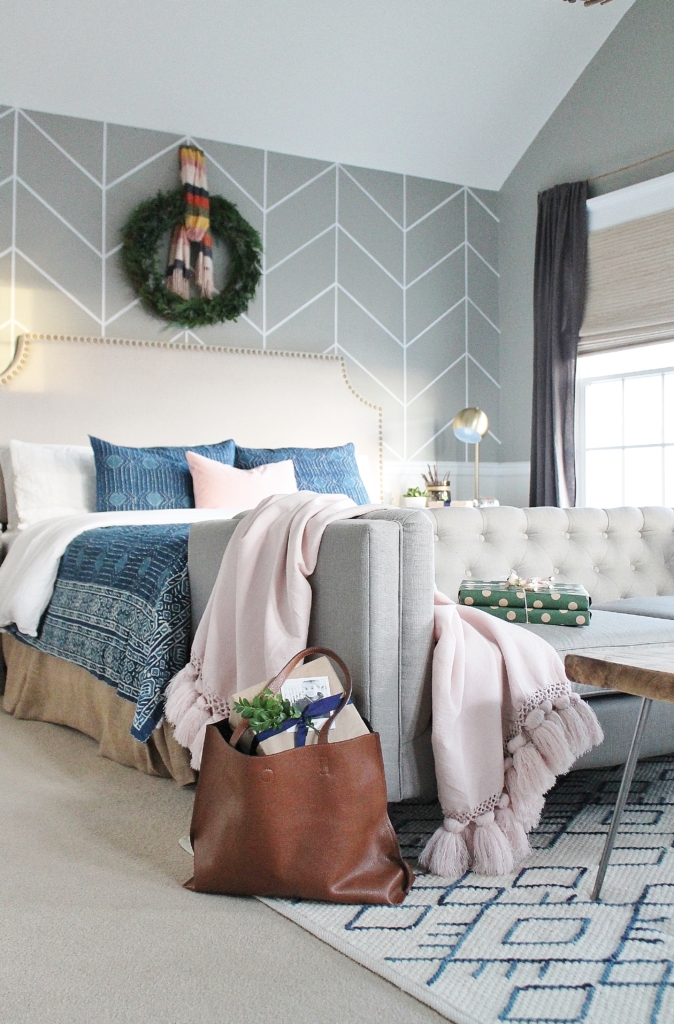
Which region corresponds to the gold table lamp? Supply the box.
[452,407,489,502]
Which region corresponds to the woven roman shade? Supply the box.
[579,206,674,353]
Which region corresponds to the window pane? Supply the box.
[624,446,662,506]
[665,374,674,444]
[578,341,674,379]
[624,375,663,446]
[665,447,674,507]
[585,448,622,507]
[585,380,622,449]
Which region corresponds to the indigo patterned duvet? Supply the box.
[11,524,192,741]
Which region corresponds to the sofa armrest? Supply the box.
[308,510,435,800]
[187,508,437,801]
[187,519,240,634]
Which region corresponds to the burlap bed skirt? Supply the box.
[1,633,196,786]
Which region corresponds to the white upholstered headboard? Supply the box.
[0,334,382,499]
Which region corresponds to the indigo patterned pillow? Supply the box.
[90,436,236,512]
[234,442,369,505]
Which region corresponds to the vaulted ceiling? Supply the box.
[2,0,636,189]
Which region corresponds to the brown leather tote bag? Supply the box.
[186,647,414,905]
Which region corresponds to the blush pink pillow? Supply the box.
[186,451,298,508]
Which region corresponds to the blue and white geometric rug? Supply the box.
[259,757,674,1024]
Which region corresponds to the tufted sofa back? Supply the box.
[426,506,674,603]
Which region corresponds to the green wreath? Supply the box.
[121,189,263,329]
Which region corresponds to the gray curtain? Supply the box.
[529,181,588,507]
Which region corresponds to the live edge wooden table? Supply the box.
[565,650,674,901]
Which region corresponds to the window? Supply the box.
[576,341,674,507]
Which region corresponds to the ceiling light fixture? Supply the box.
[563,0,614,6]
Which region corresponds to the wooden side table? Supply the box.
[565,650,674,901]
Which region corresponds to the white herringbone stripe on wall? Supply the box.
[0,107,500,463]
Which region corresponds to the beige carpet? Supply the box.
[0,710,447,1024]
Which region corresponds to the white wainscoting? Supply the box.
[383,461,531,509]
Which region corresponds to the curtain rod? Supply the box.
[589,146,674,183]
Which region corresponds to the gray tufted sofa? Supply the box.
[188,505,674,802]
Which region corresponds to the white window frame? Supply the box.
[576,360,674,508]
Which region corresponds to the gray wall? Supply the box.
[498,0,674,463]
[0,108,500,464]
[1,0,671,482]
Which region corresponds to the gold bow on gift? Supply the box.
[506,573,556,592]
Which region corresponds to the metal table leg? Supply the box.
[591,696,652,901]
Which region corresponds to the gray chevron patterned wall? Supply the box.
[0,106,500,468]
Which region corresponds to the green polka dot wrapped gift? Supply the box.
[458,573,591,626]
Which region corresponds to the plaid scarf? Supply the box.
[166,146,215,300]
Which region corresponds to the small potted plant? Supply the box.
[402,486,428,509]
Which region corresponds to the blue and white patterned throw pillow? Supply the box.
[90,436,236,512]
[234,442,369,505]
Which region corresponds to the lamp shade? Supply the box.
[452,407,489,444]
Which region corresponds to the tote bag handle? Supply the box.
[229,647,352,748]
[269,646,353,743]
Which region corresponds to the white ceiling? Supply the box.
[2,0,636,190]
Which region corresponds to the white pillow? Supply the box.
[7,440,97,530]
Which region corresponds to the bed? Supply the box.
[0,333,382,784]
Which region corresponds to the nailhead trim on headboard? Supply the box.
[2,334,384,498]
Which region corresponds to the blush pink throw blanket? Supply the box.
[166,492,603,878]
[166,492,379,767]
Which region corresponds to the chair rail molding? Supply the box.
[384,460,530,508]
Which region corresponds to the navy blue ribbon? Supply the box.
[251,694,350,752]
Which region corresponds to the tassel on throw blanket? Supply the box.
[166,146,216,300]
[165,493,603,877]
[418,592,603,877]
